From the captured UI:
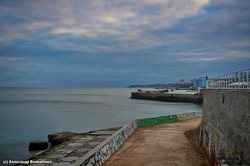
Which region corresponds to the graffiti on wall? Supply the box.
[176,112,195,121]
[156,115,178,125]
[110,133,125,153]
[136,115,178,127]
[195,112,202,118]
[136,112,201,127]
[84,155,96,166]
[136,117,156,127]
[84,144,111,166]
[123,121,137,140]
[202,124,211,157]
[200,122,247,166]
[83,121,137,166]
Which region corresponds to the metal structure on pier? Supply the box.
[207,68,250,89]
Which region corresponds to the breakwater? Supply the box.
[131,90,203,104]
[200,89,250,165]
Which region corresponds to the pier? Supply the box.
[131,90,203,104]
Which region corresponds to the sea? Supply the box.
[0,87,202,162]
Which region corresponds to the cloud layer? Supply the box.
[0,0,249,87]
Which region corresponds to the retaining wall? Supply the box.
[200,89,250,165]
[80,112,202,166]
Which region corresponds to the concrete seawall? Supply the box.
[200,89,250,165]
[131,91,203,104]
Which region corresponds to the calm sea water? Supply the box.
[0,88,202,162]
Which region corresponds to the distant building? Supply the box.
[194,77,207,89]
[179,79,185,84]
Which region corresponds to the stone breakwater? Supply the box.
[23,112,201,166]
[131,91,203,104]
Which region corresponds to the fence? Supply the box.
[207,68,250,88]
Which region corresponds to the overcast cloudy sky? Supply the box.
[0,0,249,87]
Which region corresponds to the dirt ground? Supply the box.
[104,118,211,166]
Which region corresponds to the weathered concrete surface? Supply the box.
[48,131,80,146]
[23,128,121,166]
[104,118,210,166]
[200,89,250,165]
[131,91,203,104]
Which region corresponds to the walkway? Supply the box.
[104,118,211,166]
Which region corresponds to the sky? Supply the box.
[0,0,249,87]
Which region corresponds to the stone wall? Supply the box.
[200,89,250,165]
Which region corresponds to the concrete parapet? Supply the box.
[200,89,250,165]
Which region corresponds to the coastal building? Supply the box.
[194,77,207,89]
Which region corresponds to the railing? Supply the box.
[207,68,250,89]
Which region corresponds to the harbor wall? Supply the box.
[200,89,250,165]
[131,91,203,104]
